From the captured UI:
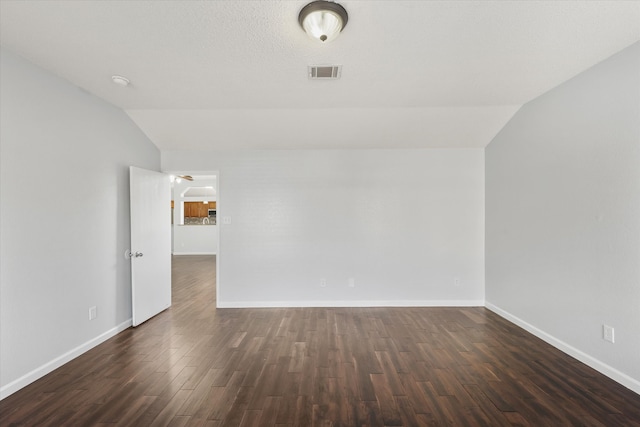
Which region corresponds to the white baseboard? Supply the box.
[485,302,640,396]
[172,252,216,255]
[0,319,132,400]
[216,299,485,308]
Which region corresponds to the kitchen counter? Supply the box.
[183,217,216,225]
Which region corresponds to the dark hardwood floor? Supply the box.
[2,255,639,426]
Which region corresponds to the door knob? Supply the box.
[135,252,144,257]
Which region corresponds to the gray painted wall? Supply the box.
[163,149,485,307]
[486,42,640,392]
[0,49,160,397]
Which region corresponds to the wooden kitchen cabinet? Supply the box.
[184,202,191,217]
[184,202,215,218]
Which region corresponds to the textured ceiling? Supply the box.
[1,1,639,150]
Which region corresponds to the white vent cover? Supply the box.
[308,65,341,79]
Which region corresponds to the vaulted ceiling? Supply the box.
[1,1,638,150]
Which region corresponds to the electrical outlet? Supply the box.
[89,306,97,321]
[222,216,232,225]
[348,278,355,288]
[320,278,327,288]
[603,325,615,343]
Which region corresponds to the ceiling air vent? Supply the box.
[308,65,341,79]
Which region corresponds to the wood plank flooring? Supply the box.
[2,255,639,426]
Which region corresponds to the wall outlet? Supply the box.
[320,278,327,288]
[348,278,355,288]
[454,277,461,286]
[222,216,232,225]
[89,306,97,321]
[603,325,615,343]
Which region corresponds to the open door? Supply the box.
[129,166,171,326]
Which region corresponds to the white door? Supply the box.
[130,166,171,326]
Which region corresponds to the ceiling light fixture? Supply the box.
[298,1,348,43]
[111,75,130,87]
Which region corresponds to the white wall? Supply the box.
[486,42,640,393]
[0,49,160,398]
[163,149,485,307]
[173,226,218,255]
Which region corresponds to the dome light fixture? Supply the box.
[298,1,348,43]
[111,75,130,87]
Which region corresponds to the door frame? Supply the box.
[166,170,220,306]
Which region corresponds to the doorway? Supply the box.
[166,171,220,305]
